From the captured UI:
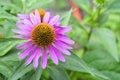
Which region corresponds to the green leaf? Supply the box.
[0,42,17,56]
[48,66,69,80]
[95,0,106,4]
[29,66,42,80]
[107,0,120,13]
[59,53,109,80]
[0,61,13,77]
[8,61,33,80]
[102,71,120,80]
[90,28,119,62]
[61,9,72,26]
[0,38,25,42]
[74,0,91,14]
[0,1,22,14]
[25,0,54,13]
[0,20,16,37]
[83,49,120,80]
[0,48,19,61]
[10,0,23,9]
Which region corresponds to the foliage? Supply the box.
[0,0,120,80]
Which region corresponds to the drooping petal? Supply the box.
[43,12,50,23]
[49,15,60,26]
[30,13,37,25]
[56,34,74,44]
[52,46,65,62]
[16,40,32,49]
[41,47,47,69]
[48,45,58,64]
[53,43,71,55]
[35,10,41,23]
[33,47,41,68]
[17,14,29,19]
[18,44,34,59]
[54,40,72,49]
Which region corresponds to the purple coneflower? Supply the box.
[13,8,74,69]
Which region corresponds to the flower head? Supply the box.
[13,8,74,69]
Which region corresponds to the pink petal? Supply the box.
[56,34,74,44]
[33,47,41,68]
[41,47,47,69]
[17,14,29,19]
[43,12,50,23]
[48,45,58,65]
[52,46,65,62]
[35,10,41,23]
[16,40,32,49]
[18,44,34,59]
[55,26,72,33]
[53,43,71,55]
[12,29,29,35]
[14,35,30,39]
[54,40,72,49]
[23,19,34,28]
[49,15,60,26]
[25,46,37,65]
[30,13,37,25]
[16,21,31,31]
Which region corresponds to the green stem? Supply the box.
[83,5,101,53]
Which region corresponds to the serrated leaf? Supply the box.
[48,66,69,80]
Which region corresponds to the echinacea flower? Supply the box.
[13,8,74,69]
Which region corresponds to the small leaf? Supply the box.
[48,66,69,80]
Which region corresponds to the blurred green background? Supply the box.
[0,0,120,80]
